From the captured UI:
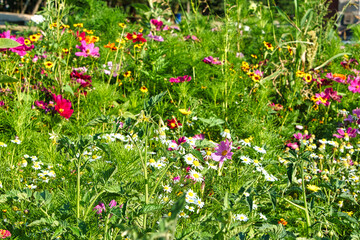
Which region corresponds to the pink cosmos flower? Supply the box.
[333,128,357,139]
[75,40,99,58]
[286,142,299,150]
[348,78,360,93]
[0,229,11,239]
[193,134,205,140]
[293,133,310,140]
[184,35,200,42]
[211,139,233,168]
[173,176,180,183]
[93,202,106,214]
[109,200,117,208]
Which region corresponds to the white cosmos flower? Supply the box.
[259,213,267,220]
[31,15,45,24]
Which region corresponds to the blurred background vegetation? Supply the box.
[0,0,323,16]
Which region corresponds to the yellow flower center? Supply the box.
[193,173,199,178]
[59,108,64,113]
[193,160,200,166]
[221,150,228,156]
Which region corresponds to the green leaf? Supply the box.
[144,91,167,113]
[0,75,18,83]
[0,38,21,48]
[140,204,163,214]
[169,194,186,220]
[68,226,82,237]
[27,218,49,227]
[63,84,74,96]
[314,53,351,70]
[337,211,358,224]
[286,163,296,185]
[198,117,225,127]
[338,193,358,205]
[269,191,277,211]
[246,195,253,213]
[85,115,112,127]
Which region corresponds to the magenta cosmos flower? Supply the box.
[333,128,357,140]
[0,30,34,56]
[211,139,233,168]
[75,40,99,58]
[348,78,360,93]
[53,94,74,119]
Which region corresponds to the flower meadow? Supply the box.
[0,0,360,239]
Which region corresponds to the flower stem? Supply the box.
[301,160,311,236]
[76,160,81,220]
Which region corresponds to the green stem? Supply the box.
[84,189,106,221]
[301,160,311,236]
[76,160,81,220]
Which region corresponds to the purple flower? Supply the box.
[344,115,355,123]
[75,40,99,58]
[35,100,47,109]
[147,32,164,42]
[93,202,106,214]
[211,139,233,168]
[203,56,222,65]
[168,75,191,83]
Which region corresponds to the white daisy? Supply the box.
[163,185,172,193]
[253,146,266,154]
[184,154,195,165]
[11,139,21,144]
[240,156,253,165]
[189,169,203,182]
[220,129,231,139]
[235,214,248,222]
